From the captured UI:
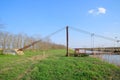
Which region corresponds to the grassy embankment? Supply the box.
[0,49,120,80]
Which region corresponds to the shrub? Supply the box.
[74,53,89,57]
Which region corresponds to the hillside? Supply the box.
[0,49,120,80]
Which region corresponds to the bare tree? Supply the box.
[0,31,65,51]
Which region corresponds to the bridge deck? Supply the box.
[74,47,120,54]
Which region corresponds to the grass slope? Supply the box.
[0,50,46,80]
[23,50,120,80]
[0,49,120,80]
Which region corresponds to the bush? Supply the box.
[74,53,89,57]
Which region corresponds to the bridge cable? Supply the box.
[43,27,66,39]
[70,27,116,42]
[18,27,66,51]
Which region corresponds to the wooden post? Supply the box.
[66,26,69,56]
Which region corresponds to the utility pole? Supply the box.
[66,26,69,56]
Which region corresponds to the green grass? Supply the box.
[0,49,120,80]
[0,50,45,80]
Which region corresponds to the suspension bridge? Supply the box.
[42,26,120,56]
[17,26,120,56]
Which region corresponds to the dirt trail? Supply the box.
[16,54,48,80]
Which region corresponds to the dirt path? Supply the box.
[16,54,48,80]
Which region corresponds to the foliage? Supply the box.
[0,31,66,50]
[74,53,89,57]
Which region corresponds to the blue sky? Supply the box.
[0,0,120,47]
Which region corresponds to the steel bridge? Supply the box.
[74,47,120,55]
[15,26,120,56]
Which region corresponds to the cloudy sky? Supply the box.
[0,0,120,48]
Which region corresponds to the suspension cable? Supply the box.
[70,27,116,42]
[44,27,66,39]
[70,27,91,35]
[18,27,66,51]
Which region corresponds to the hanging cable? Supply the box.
[94,34,116,41]
[70,27,116,42]
[18,27,66,51]
[44,27,66,39]
[70,27,91,35]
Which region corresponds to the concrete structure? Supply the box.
[3,49,24,55]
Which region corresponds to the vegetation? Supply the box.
[0,49,120,80]
[74,53,89,57]
[0,31,65,50]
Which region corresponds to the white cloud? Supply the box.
[88,7,106,15]
[98,7,106,14]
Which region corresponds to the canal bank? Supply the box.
[90,54,120,66]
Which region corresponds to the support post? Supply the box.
[66,26,69,56]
